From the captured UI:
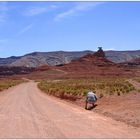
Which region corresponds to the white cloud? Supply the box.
[104,48,116,51]
[55,2,104,21]
[18,24,33,35]
[24,7,48,16]
[23,5,58,16]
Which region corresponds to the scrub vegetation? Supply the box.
[0,79,24,92]
[38,78,135,100]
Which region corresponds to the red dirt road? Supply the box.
[0,81,140,138]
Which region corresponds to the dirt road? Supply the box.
[0,81,140,138]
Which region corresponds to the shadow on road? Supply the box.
[86,104,98,110]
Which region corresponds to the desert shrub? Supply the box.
[99,93,104,98]
[0,79,24,91]
[137,89,140,93]
[133,78,140,83]
[38,77,135,100]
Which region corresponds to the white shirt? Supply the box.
[87,91,97,102]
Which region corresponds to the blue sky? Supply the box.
[0,2,140,58]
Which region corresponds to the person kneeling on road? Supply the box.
[85,91,97,110]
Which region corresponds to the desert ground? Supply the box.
[0,80,140,138]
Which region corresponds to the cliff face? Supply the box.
[75,47,115,66]
[93,47,105,58]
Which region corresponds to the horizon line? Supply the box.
[1,49,140,58]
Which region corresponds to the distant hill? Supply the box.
[33,48,136,78]
[0,51,93,67]
[0,50,140,67]
[0,56,21,66]
[105,50,140,63]
[120,57,140,67]
[0,66,35,76]
[55,48,123,76]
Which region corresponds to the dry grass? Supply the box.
[0,79,25,91]
[38,77,135,100]
[134,78,140,83]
